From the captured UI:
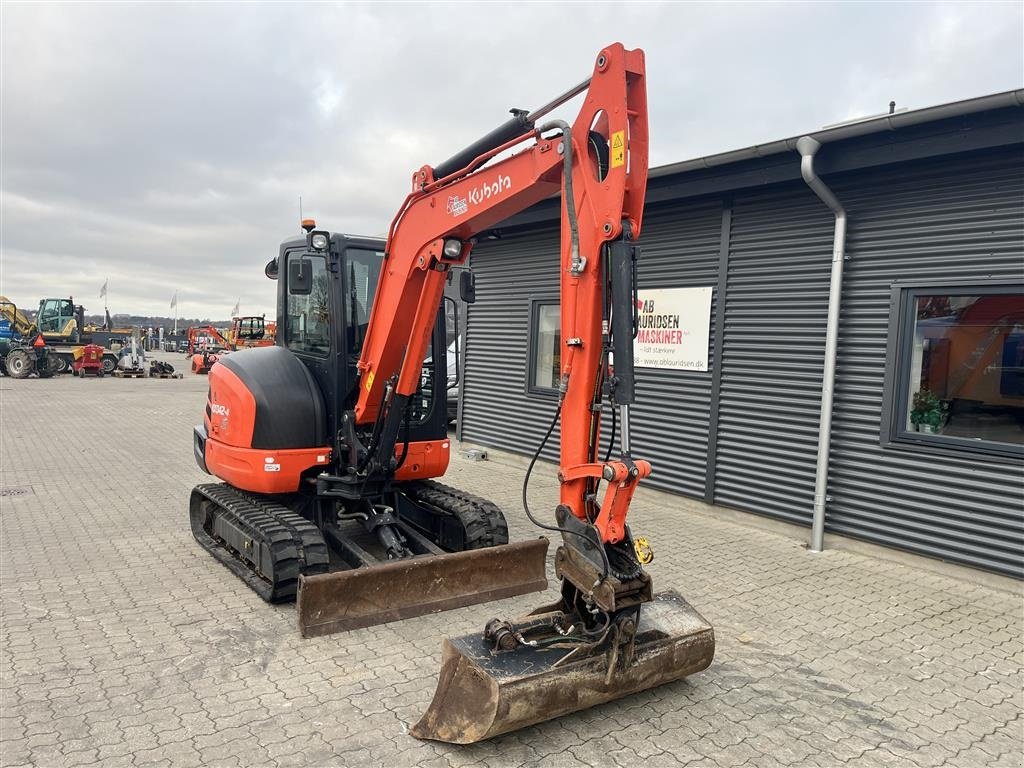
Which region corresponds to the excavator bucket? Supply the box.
[411,591,715,744]
[296,538,549,637]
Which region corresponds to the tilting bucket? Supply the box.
[411,590,715,743]
[297,538,549,637]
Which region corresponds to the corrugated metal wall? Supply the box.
[461,143,1023,578]
[459,222,561,455]
[827,147,1024,576]
[461,199,723,498]
[626,201,722,497]
[712,187,834,524]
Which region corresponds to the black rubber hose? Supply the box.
[357,390,389,473]
[522,403,610,581]
[394,398,412,470]
[604,403,617,463]
[538,120,580,271]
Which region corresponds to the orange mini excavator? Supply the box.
[185,325,229,374]
[190,43,713,742]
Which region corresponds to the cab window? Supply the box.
[344,248,384,355]
[286,253,331,356]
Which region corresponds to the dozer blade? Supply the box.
[411,590,715,744]
[296,538,549,637]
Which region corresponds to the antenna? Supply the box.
[299,195,303,230]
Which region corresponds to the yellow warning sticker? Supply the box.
[610,130,625,168]
[365,370,375,392]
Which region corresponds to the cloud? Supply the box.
[2,1,1021,319]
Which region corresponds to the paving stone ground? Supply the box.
[1,356,1022,768]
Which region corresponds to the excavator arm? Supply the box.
[354,43,649,544]
[408,46,715,744]
[0,297,39,337]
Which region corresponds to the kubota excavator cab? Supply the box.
[190,226,547,636]
[267,232,452,466]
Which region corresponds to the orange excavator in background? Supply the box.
[185,325,229,374]
[189,44,713,742]
[225,315,276,351]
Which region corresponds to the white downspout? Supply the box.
[797,136,847,553]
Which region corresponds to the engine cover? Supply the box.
[202,346,330,494]
[206,346,326,450]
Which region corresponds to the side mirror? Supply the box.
[459,270,476,304]
[288,257,313,295]
[265,257,279,280]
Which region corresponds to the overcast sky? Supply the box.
[2,2,1021,321]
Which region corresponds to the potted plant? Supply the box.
[911,388,946,434]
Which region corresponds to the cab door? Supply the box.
[279,243,342,441]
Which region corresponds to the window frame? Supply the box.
[283,250,332,359]
[880,278,1024,462]
[526,297,560,399]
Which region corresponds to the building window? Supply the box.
[528,300,560,396]
[888,284,1023,455]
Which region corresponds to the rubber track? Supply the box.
[401,480,509,549]
[190,483,329,603]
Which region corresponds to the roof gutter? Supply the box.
[796,136,846,554]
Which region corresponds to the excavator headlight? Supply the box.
[443,239,463,259]
[310,233,329,251]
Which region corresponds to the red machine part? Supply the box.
[392,438,450,482]
[353,44,648,544]
[73,344,105,377]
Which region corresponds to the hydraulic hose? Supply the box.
[522,403,610,581]
[538,120,580,271]
[604,403,617,463]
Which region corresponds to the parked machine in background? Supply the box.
[35,297,83,344]
[189,44,713,742]
[225,315,276,350]
[184,325,229,355]
[149,359,181,379]
[184,325,229,374]
[0,296,118,377]
[191,348,222,375]
[84,309,135,336]
[72,344,106,377]
[114,332,147,378]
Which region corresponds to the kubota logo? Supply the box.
[210,403,229,417]
[448,174,513,217]
[467,174,512,206]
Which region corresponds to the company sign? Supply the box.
[634,287,712,371]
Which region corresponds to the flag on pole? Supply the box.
[170,291,178,310]
[100,279,108,299]
[231,299,240,317]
